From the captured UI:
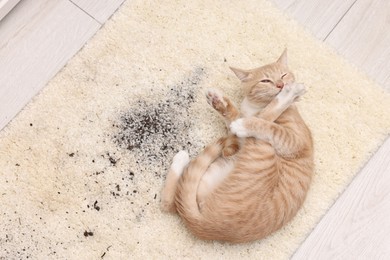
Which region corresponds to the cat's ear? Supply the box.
[277,48,288,66]
[230,67,253,82]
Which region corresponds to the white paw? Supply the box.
[171,150,190,176]
[206,88,227,107]
[292,83,306,99]
[230,119,249,138]
[278,83,306,102]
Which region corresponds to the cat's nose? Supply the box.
[276,80,284,89]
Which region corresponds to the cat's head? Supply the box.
[230,49,295,104]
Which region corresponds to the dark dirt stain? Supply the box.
[93,201,100,211]
[81,68,208,223]
[83,231,94,237]
[113,67,206,167]
[100,152,119,166]
[129,171,134,180]
[100,245,112,259]
[107,155,118,166]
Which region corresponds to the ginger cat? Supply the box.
[161,50,314,243]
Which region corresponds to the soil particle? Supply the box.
[106,152,119,166]
[83,231,94,237]
[93,201,100,211]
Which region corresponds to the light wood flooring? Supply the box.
[0,0,124,131]
[0,0,389,258]
[271,1,390,258]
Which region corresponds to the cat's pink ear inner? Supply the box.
[277,48,288,66]
[230,67,253,82]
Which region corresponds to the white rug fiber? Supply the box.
[1,0,390,259]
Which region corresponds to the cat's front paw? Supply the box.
[291,83,306,101]
[206,88,228,115]
[278,83,306,102]
[230,119,250,138]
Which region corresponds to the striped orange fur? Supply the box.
[161,50,314,243]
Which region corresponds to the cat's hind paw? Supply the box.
[206,88,228,115]
[171,150,190,176]
[230,119,249,138]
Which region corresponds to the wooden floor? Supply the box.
[0,0,124,131]
[0,0,389,258]
[273,0,390,258]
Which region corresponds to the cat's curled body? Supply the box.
[161,50,314,243]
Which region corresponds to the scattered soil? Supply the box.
[113,67,206,167]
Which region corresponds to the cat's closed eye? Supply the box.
[260,79,273,83]
[281,73,288,78]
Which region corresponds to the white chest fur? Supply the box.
[240,97,260,117]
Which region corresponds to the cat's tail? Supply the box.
[175,138,224,224]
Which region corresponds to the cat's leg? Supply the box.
[161,150,190,213]
[206,88,240,127]
[230,83,307,156]
[256,83,306,122]
[197,157,234,209]
[206,89,241,157]
[231,117,306,156]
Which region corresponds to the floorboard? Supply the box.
[0,0,21,21]
[270,0,390,257]
[70,0,125,24]
[0,0,101,130]
[325,0,390,90]
[292,137,390,259]
[270,0,356,40]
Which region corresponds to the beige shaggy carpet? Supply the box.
[1,0,390,259]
